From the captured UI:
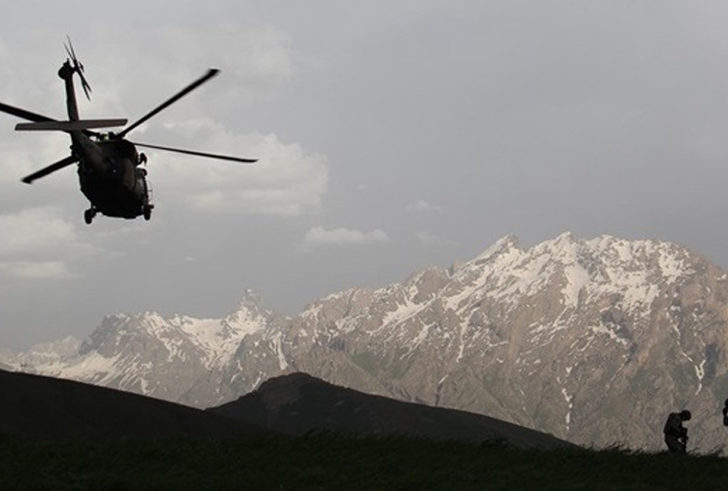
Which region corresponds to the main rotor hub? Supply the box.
[58,60,74,80]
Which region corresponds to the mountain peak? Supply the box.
[551,230,576,247]
[257,372,318,392]
[212,371,574,449]
[232,289,265,311]
[474,234,521,263]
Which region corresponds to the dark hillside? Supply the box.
[1,433,727,490]
[0,369,264,438]
[209,372,573,450]
[1,370,726,489]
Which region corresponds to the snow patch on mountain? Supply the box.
[454,233,694,319]
[39,351,123,384]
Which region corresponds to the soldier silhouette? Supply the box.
[663,410,691,453]
[722,399,728,427]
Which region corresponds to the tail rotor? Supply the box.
[64,36,92,99]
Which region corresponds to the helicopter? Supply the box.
[0,40,257,224]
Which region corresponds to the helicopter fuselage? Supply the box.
[73,133,152,221]
[59,60,152,223]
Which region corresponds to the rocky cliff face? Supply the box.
[10,233,728,452]
[273,233,728,452]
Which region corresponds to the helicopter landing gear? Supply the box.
[143,204,153,221]
[84,207,97,225]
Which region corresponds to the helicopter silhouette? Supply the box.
[0,39,257,224]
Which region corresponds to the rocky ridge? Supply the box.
[6,233,728,451]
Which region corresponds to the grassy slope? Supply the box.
[1,434,727,490]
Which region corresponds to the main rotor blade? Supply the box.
[16,119,127,131]
[132,142,258,163]
[0,102,55,123]
[21,155,78,184]
[118,69,220,138]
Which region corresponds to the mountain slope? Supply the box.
[0,369,265,438]
[8,233,728,451]
[210,372,574,450]
[268,233,728,452]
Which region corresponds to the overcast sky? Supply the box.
[2,1,728,349]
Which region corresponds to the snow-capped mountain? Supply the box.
[10,290,276,408]
[8,233,728,451]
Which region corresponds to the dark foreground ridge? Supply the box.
[2,369,728,489]
[209,372,574,450]
[3,434,728,490]
[0,369,264,438]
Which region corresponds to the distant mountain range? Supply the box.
[4,232,728,452]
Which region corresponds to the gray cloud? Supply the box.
[416,231,457,248]
[2,1,728,349]
[0,261,73,280]
[406,200,443,214]
[0,207,96,281]
[151,122,328,216]
[301,226,390,250]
